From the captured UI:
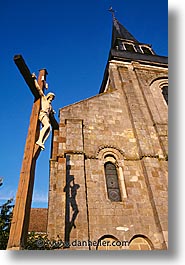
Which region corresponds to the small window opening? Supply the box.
[104,162,121,202]
[162,86,168,105]
[125,43,136,53]
[141,46,153,55]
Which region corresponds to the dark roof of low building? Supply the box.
[28,208,48,233]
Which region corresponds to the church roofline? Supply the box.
[59,89,117,112]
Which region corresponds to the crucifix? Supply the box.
[7,55,59,250]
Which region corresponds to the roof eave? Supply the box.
[110,49,168,65]
[99,51,168,94]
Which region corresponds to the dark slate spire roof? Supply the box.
[112,17,139,46]
[109,15,168,64]
[99,15,168,93]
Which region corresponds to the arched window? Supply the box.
[161,85,168,105]
[150,77,168,115]
[124,43,136,53]
[141,46,153,55]
[97,235,122,250]
[129,235,153,250]
[104,162,121,202]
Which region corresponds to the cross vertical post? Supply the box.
[7,56,49,249]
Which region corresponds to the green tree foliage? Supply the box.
[0,198,14,249]
[25,232,63,250]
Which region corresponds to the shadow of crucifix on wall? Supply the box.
[63,159,80,247]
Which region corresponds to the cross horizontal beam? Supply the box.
[14,54,59,130]
[14,55,40,99]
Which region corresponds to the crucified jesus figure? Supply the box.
[32,73,55,150]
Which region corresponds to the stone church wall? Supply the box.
[47,60,168,250]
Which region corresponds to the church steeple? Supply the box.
[112,16,139,46]
[110,15,156,57]
[108,13,168,64]
[99,12,168,93]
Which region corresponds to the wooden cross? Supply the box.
[7,55,59,250]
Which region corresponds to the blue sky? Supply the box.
[0,0,168,208]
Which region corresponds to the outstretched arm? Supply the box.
[32,73,45,97]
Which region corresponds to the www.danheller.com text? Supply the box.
[34,239,130,249]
